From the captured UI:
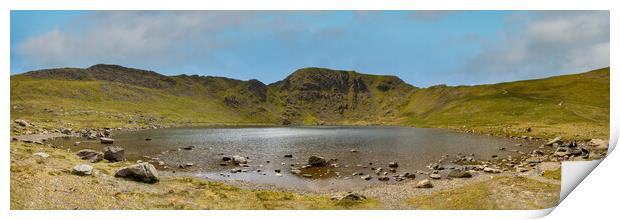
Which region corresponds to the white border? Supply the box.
[2,1,617,220]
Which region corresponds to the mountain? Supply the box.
[10,64,610,139]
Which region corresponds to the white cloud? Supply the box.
[462,11,609,83]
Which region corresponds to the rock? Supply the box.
[182,145,195,150]
[275,173,283,177]
[447,170,472,178]
[546,137,563,146]
[274,169,281,173]
[232,155,247,164]
[388,162,399,168]
[222,156,232,161]
[415,179,433,188]
[290,169,302,175]
[115,162,159,183]
[284,154,293,158]
[378,176,389,181]
[76,149,104,162]
[588,139,609,150]
[308,155,328,167]
[302,174,313,178]
[350,149,358,153]
[145,138,152,141]
[104,146,125,162]
[61,128,72,135]
[14,119,30,127]
[483,167,501,173]
[332,192,366,201]
[230,168,242,173]
[403,172,416,179]
[429,174,441,179]
[72,164,93,176]
[361,175,372,180]
[33,152,50,159]
[100,137,114,144]
[74,142,81,146]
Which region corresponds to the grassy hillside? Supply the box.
[402,68,610,139]
[10,65,610,139]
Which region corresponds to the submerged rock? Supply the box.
[115,162,159,183]
[308,155,328,167]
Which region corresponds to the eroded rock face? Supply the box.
[76,149,104,163]
[308,155,328,167]
[114,162,159,183]
[104,146,125,162]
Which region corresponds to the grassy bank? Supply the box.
[10,141,377,210]
[407,176,560,210]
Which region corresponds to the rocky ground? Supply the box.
[9,119,610,210]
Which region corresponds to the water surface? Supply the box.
[52,126,536,191]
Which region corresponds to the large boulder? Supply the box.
[308,155,328,167]
[115,162,159,183]
[72,164,93,176]
[76,149,104,162]
[100,137,114,144]
[104,146,125,162]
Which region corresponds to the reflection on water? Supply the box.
[51,126,536,192]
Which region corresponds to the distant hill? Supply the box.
[10,65,610,139]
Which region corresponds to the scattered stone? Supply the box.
[182,145,195,150]
[403,172,416,179]
[361,175,372,180]
[115,162,159,183]
[546,137,563,146]
[350,149,358,153]
[388,162,399,168]
[222,156,232,161]
[284,154,293,158]
[332,192,366,201]
[429,174,441,179]
[103,146,125,162]
[308,155,328,167]
[100,137,114,144]
[14,119,30,127]
[302,174,313,178]
[72,164,93,176]
[145,138,152,141]
[588,139,609,150]
[275,173,283,177]
[33,152,50,159]
[61,128,72,135]
[74,142,81,146]
[274,169,281,173]
[76,149,104,163]
[378,176,389,181]
[232,155,247,164]
[230,168,242,173]
[415,179,433,188]
[483,167,501,173]
[290,169,302,175]
[447,170,472,178]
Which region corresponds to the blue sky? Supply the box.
[10,11,609,87]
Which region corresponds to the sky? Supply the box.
[10,11,609,87]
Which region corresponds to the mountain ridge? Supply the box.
[10,64,610,139]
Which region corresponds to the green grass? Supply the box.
[407,176,560,210]
[402,68,610,140]
[542,168,562,180]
